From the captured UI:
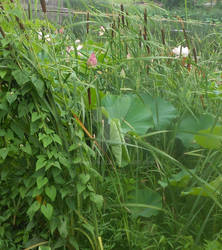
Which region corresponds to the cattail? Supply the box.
[193,47,197,64]
[139,28,142,48]
[86,12,89,34]
[177,17,189,49]
[143,26,147,40]
[0,26,5,38]
[144,8,147,25]
[161,29,165,45]
[27,2,31,20]
[16,17,25,31]
[40,0,47,14]
[143,27,150,55]
[126,11,129,27]
[112,20,115,38]
[120,4,124,26]
[117,14,120,28]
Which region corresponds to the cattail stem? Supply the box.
[193,48,197,64]
[28,2,31,20]
[117,14,120,28]
[88,88,91,106]
[161,29,165,45]
[120,4,124,26]
[0,26,5,38]
[112,20,115,38]
[139,28,142,48]
[40,0,47,14]
[144,8,147,25]
[86,12,89,34]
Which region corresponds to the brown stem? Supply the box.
[193,47,197,64]
[161,29,165,45]
[0,26,6,38]
[144,8,147,25]
[120,4,124,26]
[40,0,47,13]
[86,12,89,34]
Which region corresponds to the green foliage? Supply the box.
[0,0,222,249]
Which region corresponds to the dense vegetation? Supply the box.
[0,0,222,249]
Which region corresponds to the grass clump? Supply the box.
[0,0,222,249]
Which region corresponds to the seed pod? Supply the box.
[40,0,47,13]
[161,29,165,45]
[120,4,124,26]
[86,12,89,34]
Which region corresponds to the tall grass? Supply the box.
[0,0,222,249]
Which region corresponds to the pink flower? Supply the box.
[87,52,97,67]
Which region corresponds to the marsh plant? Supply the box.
[0,0,222,249]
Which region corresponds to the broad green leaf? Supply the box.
[158,169,195,189]
[58,217,68,238]
[31,75,45,98]
[32,112,41,122]
[52,134,62,145]
[182,176,222,198]
[195,126,222,149]
[41,203,53,220]
[110,119,122,166]
[6,91,17,105]
[37,176,48,189]
[141,94,178,129]
[169,169,195,188]
[45,185,56,202]
[22,142,32,155]
[39,246,51,250]
[36,157,47,171]
[102,94,153,135]
[126,187,162,218]
[0,147,9,160]
[10,121,24,139]
[18,100,29,118]
[42,136,53,148]
[90,193,104,210]
[79,173,90,185]
[27,201,40,219]
[77,183,86,194]
[12,70,29,86]
[205,239,222,250]
[0,70,7,79]
[176,114,214,147]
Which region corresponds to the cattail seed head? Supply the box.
[120,4,125,26]
[86,12,89,34]
[40,0,47,13]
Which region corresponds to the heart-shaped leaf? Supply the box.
[126,187,162,218]
[141,94,178,129]
[177,114,214,147]
[102,94,153,135]
[37,176,48,189]
[45,185,57,202]
[41,203,53,220]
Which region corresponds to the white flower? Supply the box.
[66,40,83,56]
[66,46,74,53]
[99,26,105,36]
[38,32,51,41]
[75,39,81,45]
[172,45,189,57]
[77,44,83,51]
